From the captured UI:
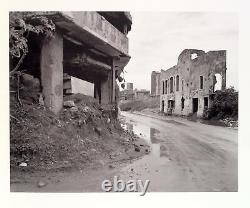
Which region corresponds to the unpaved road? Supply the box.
[11,112,237,192]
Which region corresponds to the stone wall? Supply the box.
[151,71,161,96]
[160,49,226,117]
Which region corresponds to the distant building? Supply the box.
[120,89,135,101]
[160,49,226,117]
[134,89,150,100]
[151,71,161,96]
[120,82,135,101]
[127,82,133,90]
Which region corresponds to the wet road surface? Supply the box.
[11,111,237,192]
[118,111,238,192]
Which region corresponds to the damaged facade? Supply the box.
[17,11,132,114]
[120,82,135,101]
[151,71,161,96]
[160,49,227,117]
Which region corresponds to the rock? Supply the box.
[21,73,40,90]
[98,160,105,166]
[109,164,115,169]
[134,146,140,152]
[77,119,85,127]
[95,127,102,136]
[70,106,78,112]
[145,149,149,154]
[37,180,47,188]
[82,106,90,112]
[63,100,76,108]
[38,93,44,106]
[90,148,97,153]
[107,118,111,124]
[19,162,27,167]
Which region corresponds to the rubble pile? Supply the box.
[10,88,149,171]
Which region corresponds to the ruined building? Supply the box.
[160,49,226,117]
[120,82,135,101]
[19,11,132,114]
[151,71,161,96]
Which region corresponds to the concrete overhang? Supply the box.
[39,11,131,72]
[41,12,129,55]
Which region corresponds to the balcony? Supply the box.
[54,11,129,57]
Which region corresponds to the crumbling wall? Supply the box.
[160,49,227,117]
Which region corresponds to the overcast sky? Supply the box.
[124,12,238,90]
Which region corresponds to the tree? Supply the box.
[204,87,238,120]
[9,12,56,106]
[9,12,55,74]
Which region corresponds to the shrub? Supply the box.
[205,87,238,120]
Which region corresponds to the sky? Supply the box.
[124,12,238,91]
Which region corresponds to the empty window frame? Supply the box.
[165,80,168,94]
[181,97,185,110]
[170,77,174,93]
[176,75,179,91]
[200,76,204,89]
[204,97,208,108]
[162,81,165,94]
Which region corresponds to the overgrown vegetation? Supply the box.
[9,12,56,108]
[203,87,238,121]
[10,94,149,171]
[9,12,55,74]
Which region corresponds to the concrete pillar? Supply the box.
[100,71,112,104]
[112,61,116,103]
[40,31,63,114]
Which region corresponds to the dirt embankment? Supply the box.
[10,92,150,175]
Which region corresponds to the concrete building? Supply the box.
[120,89,135,101]
[23,11,132,114]
[126,82,133,90]
[160,49,226,117]
[151,71,161,96]
[119,82,135,100]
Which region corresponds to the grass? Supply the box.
[119,97,160,112]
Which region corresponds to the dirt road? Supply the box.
[11,111,237,192]
[119,111,238,192]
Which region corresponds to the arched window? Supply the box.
[165,80,168,94]
[170,77,173,93]
[176,75,179,91]
[162,81,165,94]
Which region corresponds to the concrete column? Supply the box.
[100,71,112,104]
[40,31,63,114]
[112,61,116,103]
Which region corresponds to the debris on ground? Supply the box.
[10,93,150,174]
[37,180,47,188]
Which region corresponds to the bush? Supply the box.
[205,87,238,120]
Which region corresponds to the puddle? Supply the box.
[121,114,171,161]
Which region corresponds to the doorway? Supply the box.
[161,100,164,112]
[204,97,208,108]
[192,98,198,113]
